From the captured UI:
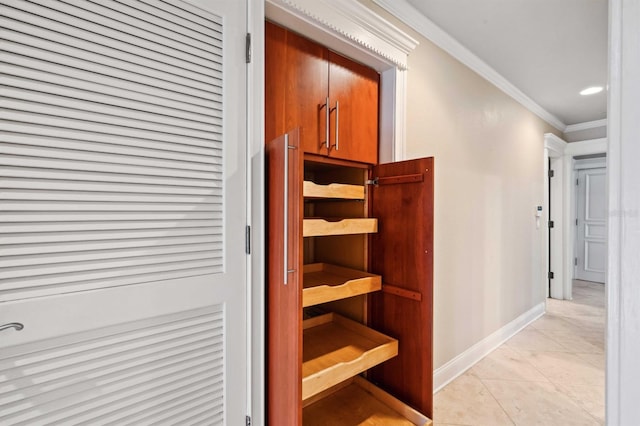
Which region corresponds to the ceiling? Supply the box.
[403,0,608,127]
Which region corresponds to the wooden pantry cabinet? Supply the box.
[266,21,379,164]
[266,130,434,425]
[266,19,433,426]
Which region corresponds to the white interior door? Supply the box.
[575,167,607,283]
[0,0,248,423]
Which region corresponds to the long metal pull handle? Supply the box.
[325,97,330,150]
[283,133,289,285]
[334,100,339,151]
[0,323,24,332]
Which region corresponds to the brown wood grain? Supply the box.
[265,22,286,146]
[265,21,328,155]
[266,22,379,165]
[302,313,398,400]
[368,157,434,417]
[304,152,371,169]
[266,129,304,426]
[328,51,379,164]
[303,180,364,200]
[302,218,378,237]
[302,263,381,307]
[303,377,432,426]
[286,30,329,156]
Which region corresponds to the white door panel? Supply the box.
[576,168,606,283]
[585,240,607,272]
[0,279,229,424]
[1,0,247,423]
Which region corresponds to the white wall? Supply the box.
[405,39,561,369]
[361,1,562,372]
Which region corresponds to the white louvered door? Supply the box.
[0,0,248,424]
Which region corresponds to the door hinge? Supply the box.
[575,218,578,226]
[246,415,251,426]
[548,220,554,228]
[245,225,251,254]
[576,178,579,186]
[548,271,555,279]
[245,33,252,63]
[575,257,578,266]
[366,177,379,186]
[548,169,555,178]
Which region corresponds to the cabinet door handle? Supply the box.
[323,97,330,150]
[333,100,339,151]
[283,133,289,285]
[0,323,24,333]
[283,134,297,285]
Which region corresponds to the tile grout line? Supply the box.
[476,378,517,426]
[475,377,516,426]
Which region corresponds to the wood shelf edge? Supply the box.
[303,218,378,237]
[303,263,382,307]
[302,313,398,400]
[303,180,365,200]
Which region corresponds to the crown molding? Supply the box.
[544,133,568,154]
[372,0,567,132]
[564,119,608,133]
[266,0,418,70]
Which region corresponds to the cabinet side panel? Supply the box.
[265,22,287,145]
[369,157,434,417]
[266,131,303,425]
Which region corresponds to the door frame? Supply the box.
[543,134,607,300]
[607,0,640,420]
[544,136,565,299]
[248,0,266,424]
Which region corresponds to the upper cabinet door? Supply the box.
[368,157,434,417]
[266,22,379,164]
[328,51,379,164]
[266,22,328,156]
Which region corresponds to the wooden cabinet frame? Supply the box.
[266,22,379,164]
[267,130,433,425]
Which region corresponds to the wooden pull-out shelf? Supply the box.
[303,218,378,237]
[303,376,432,426]
[302,313,398,400]
[303,180,365,200]
[303,263,381,307]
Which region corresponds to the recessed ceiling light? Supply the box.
[580,86,604,96]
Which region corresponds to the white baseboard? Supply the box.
[433,302,546,393]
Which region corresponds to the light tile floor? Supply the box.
[433,280,605,425]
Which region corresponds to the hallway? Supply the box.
[433,280,605,425]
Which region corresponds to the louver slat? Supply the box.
[2,53,222,110]
[0,0,225,302]
[0,306,225,425]
[5,0,222,60]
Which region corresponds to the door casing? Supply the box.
[543,135,607,299]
